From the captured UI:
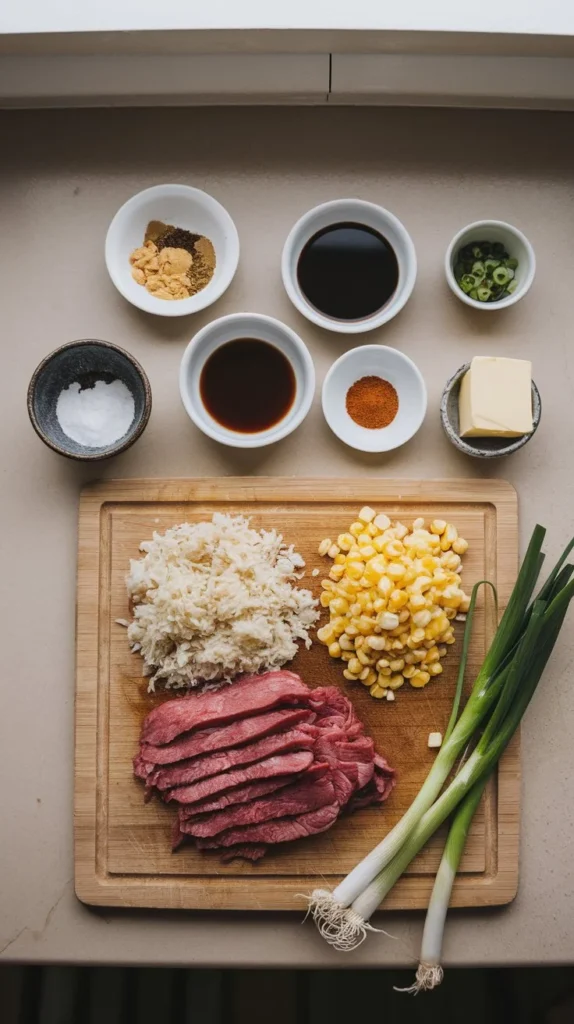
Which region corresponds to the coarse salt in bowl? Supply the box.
[322,345,427,453]
[105,184,240,318]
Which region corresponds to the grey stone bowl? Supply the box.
[27,339,152,461]
[440,362,541,459]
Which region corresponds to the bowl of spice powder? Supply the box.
[322,344,427,452]
[105,184,239,317]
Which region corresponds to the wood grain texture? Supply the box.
[75,477,518,911]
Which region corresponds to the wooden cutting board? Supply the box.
[75,477,518,911]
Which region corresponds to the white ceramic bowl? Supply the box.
[105,184,239,317]
[281,199,417,334]
[179,313,315,448]
[322,345,427,453]
[445,220,535,311]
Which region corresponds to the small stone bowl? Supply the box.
[27,339,152,461]
[440,362,541,459]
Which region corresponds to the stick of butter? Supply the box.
[459,357,533,438]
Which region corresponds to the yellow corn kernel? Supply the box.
[389,658,405,672]
[429,662,444,676]
[408,592,427,612]
[376,658,390,670]
[369,683,388,699]
[412,609,432,628]
[397,610,409,625]
[328,641,342,658]
[345,560,364,580]
[430,519,446,535]
[440,524,458,551]
[438,645,447,657]
[411,575,432,593]
[459,594,471,613]
[345,623,359,638]
[356,531,371,547]
[365,668,378,686]
[373,597,385,613]
[366,522,378,538]
[412,649,426,663]
[358,506,376,523]
[388,674,405,690]
[341,651,353,662]
[410,627,426,645]
[337,533,355,552]
[349,602,361,617]
[385,541,405,560]
[318,538,332,556]
[372,536,387,554]
[410,670,431,688]
[391,638,406,651]
[359,545,377,561]
[368,514,387,533]
[386,562,406,582]
[329,565,345,581]
[357,615,376,635]
[366,635,386,651]
[357,647,374,666]
[329,597,349,616]
[317,624,335,644]
[365,554,387,579]
[321,579,335,591]
[354,635,365,648]
[404,653,415,665]
[377,576,393,598]
[445,633,456,645]
[348,546,362,559]
[378,611,400,631]
[452,537,469,556]
[424,646,440,663]
[388,588,409,609]
[333,554,346,566]
[343,669,359,681]
[349,521,363,537]
[403,664,417,679]
[339,634,354,651]
[394,521,409,540]
[378,666,392,678]
[319,591,331,608]
[412,517,425,530]
[347,657,361,675]
[326,544,339,559]
[359,665,370,681]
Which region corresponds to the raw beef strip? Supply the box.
[177,772,310,820]
[347,754,397,811]
[220,844,267,863]
[196,803,340,849]
[181,771,335,838]
[133,753,153,780]
[140,708,315,765]
[309,687,363,731]
[151,727,316,791]
[165,751,314,804]
[142,671,310,746]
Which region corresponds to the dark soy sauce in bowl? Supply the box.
[200,338,296,433]
[296,222,399,321]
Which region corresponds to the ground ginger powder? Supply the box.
[130,241,193,300]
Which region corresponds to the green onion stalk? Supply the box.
[307,526,574,953]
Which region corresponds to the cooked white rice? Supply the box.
[124,513,319,691]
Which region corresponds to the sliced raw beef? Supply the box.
[196,803,340,849]
[134,670,396,864]
[178,773,308,819]
[151,727,316,791]
[181,769,335,838]
[220,844,267,863]
[140,708,315,765]
[142,671,310,745]
[165,751,314,804]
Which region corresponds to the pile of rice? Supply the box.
[124,513,319,691]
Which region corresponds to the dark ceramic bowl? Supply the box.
[440,362,541,459]
[27,339,152,461]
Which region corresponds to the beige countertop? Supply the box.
[1,106,573,967]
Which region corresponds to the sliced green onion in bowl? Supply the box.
[453,240,519,303]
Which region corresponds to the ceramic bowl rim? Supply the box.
[179,312,316,449]
[440,361,541,459]
[281,198,417,334]
[444,219,536,311]
[104,183,240,318]
[27,338,152,461]
[321,343,428,452]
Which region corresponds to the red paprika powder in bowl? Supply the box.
[322,345,427,453]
